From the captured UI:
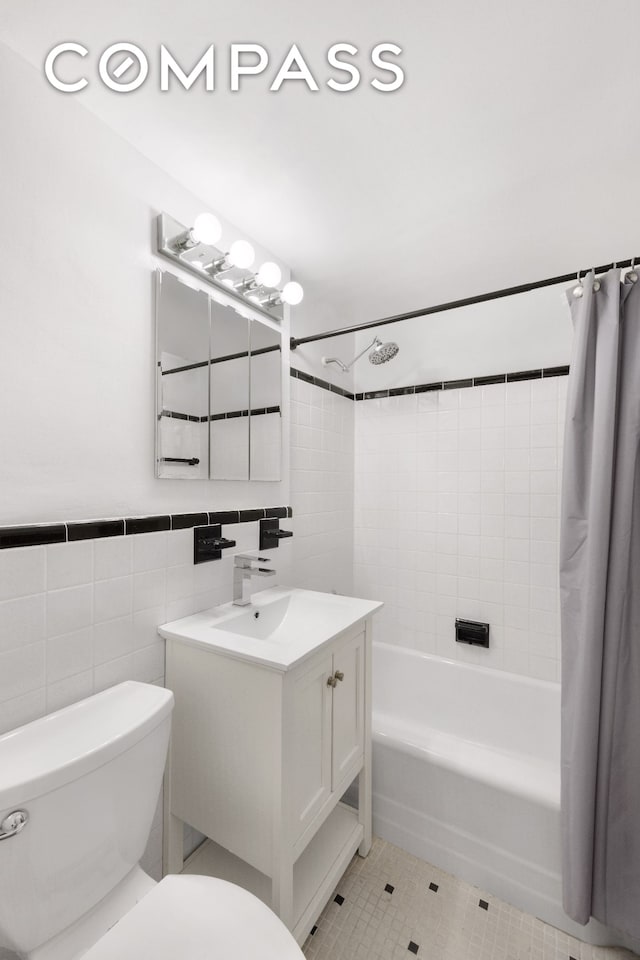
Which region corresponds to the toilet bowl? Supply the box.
[0,682,304,960]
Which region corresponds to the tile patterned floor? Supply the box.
[302,838,638,960]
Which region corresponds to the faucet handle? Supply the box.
[234,554,271,567]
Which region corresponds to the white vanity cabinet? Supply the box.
[162,605,376,946]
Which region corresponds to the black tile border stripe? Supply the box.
[69,520,125,541]
[0,507,293,550]
[159,409,202,423]
[290,367,355,400]
[172,512,209,529]
[208,406,280,421]
[125,516,171,535]
[0,524,67,549]
[291,365,569,401]
[160,407,281,422]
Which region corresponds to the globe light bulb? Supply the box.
[191,213,222,246]
[228,240,255,269]
[281,281,304,306]
[256,261,282,288]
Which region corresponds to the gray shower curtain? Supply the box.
[560,269,640,941]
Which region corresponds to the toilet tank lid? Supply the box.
[0,682,174,810]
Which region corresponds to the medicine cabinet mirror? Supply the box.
[155,270,282,481]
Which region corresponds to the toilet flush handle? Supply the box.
[0,810,29,840]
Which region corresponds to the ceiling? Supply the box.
[2,0,640,333]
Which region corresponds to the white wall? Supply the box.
[0,42,291,525]
[354,284,573,392]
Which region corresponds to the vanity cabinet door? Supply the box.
[289,651,333,841]
[331,629,365,791]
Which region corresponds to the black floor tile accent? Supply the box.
[479,899,489,910]
[429,882,439,892]
[385,883,395,894]
[408,941,419,954]
[334,894,345,906]
[310,926,318,936]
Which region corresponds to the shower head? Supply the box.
[368,339,399,365]
[322,336,400,373]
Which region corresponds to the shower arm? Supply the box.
[322,337,380,373]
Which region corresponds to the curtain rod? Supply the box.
[289,255,639,350]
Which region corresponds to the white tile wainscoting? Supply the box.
[290,374,355,596]
[0,521,294,880]
[354,375,567,681]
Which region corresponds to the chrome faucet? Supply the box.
[233,554,276,606]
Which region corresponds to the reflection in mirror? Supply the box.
[156,272,210,479]
[155,269,282,481]
[210,302,250,481]
[249,320,282,481]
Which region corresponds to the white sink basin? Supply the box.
[159,587,383,670]
[219,595,292,641]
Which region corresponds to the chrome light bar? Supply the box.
[156,213,304,322]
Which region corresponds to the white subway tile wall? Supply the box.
[290,376,354,595]
[0,524,293,880]
[354,376,567,681]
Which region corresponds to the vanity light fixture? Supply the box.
[157,212,302,321]
[172,212,222,251]
[256,261,282,288]
[261,281,305,307]
[205,239,256,275]
[234,261,283,294]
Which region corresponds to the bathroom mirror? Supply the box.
[156,272,210,479]
[210,302,250,481]
[249,320,282,482]
[155,270,282,481]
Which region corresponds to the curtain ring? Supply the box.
[592,269,601,293]
[625,257,638,284]
[572,270,584,299]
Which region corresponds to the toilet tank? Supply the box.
[0,681,174,956]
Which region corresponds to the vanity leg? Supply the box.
[357,761,372,857]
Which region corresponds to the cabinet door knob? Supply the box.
[327,675,338,688]
[334,670,345,682]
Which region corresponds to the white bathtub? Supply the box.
[371,642,618,947]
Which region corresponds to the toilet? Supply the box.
[0,681,304,960]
